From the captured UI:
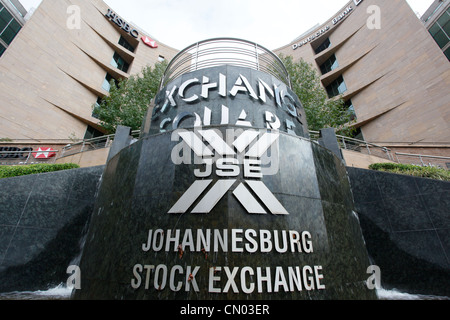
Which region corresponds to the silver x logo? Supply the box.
[168,129,289,215]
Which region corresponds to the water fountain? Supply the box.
[72,38,377,300]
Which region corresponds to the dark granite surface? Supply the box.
[0,166,104,292]
[347,167,450,297]
[74,128,375,300]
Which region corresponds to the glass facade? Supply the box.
[92,97,103,119]
[345,99,356,120]
[118,35,135,53]
[102,73,114,92]
[320,54,339,75]
[445,46,450,60]
[314,38,331,55]
[84,125,104,140]
[428,7,450,60]
[0,2,22,57]
[111,52,129,73]
[326,75,347,98]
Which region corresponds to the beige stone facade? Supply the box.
[273,0,450,146]
[0,0,178,141]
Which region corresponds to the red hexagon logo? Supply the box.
[142,36,158,48]
[32,147,57,159]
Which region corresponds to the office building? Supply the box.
[0,0,448,161]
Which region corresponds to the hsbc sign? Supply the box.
[105,9,139,38]
[32,147,57,159]
[141,36,158,48]
[0,146,56,161]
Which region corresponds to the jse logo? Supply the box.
[169,129,289,215]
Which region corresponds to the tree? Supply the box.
[94,60,168,133]
[279,54,355,136]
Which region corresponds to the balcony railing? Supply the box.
[309,130,394,161]
[2,130,448,170]
[159,37,291,89]
[0,149,59,164]
[59,130,140,158]
[394,152,450,169]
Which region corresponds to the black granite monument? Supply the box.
[73,42,377,300]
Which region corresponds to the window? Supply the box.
[118,35,135,52]
[326,75,347,98]
[1,19,20,44]
[158,55,165,62]
[0,42,5,57]
[84,125,104,140]
[438,8,450,35]
[111,52,130,73]
[0,5,21,46]
[102,73,115,92]
[444,47,450,60]
[345,99,356,120]
[429,8,450,49]
[353,127,363,141]
[92,97,103,119]
[0,4,12,31]
[320,54,339,75]
[423,2,444,23]
[314,38,331,54]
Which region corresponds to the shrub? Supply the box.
[368,163,450,181]
[0,163,80,179]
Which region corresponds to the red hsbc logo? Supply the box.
[32,147,57,159]
[142,36,158,48]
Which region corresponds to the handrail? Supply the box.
[59,130,140,158]
[395,152,450,167]
[61,130,392,161]
[159,37,291,89]
[309,130,394,161]
[3,129,447,169]
[0,150,59,164]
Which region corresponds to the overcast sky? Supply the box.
[19,0,435,50]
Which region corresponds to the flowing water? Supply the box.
[0,285,447,300]
[0,284,73,300]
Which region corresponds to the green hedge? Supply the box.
[369,163,450,181]
[0,163,80,179]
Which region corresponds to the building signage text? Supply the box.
[0,146,57,163]
[292,26,330,50]
[292,0,363,50]
[332,6,353,25]
[131,228,326,294]
[0,147,33,159]
[152,72,304,135]
[105,9,139,38]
